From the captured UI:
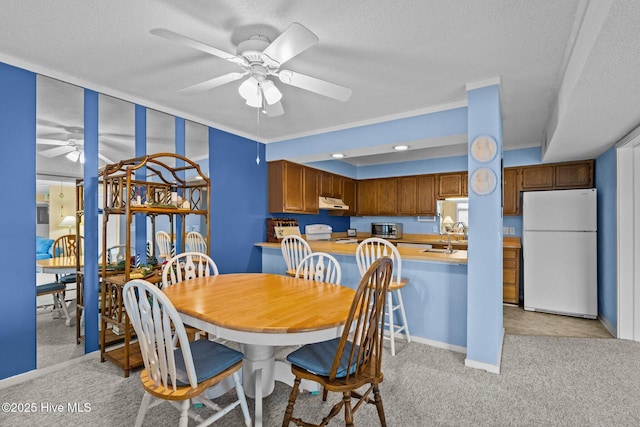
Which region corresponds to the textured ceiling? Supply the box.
[1,0,639,173]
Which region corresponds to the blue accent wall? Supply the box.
[209,129,267,273]
[595,146,617,328]
[0,63,37,378]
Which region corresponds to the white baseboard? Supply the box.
[0,351,99,390]
[403,333,466,354]
[464,328,504,374]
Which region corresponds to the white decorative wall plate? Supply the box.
[470,167,497,195]
[470,135,497,163]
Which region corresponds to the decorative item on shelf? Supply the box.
[170,182,178,206]
[135,253,141,268]
[59,215,76,233]
[134,187,142,205]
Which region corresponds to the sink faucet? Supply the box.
[440,232,453,254]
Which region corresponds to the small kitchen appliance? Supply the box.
[371,222,403,239]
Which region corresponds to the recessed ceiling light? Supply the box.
[331,153,345,158]
[394,145,409,151]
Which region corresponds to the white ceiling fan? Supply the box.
[150,22,352,117]
[37,137,115,164]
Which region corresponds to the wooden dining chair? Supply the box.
[186,231,208,254]
[281,235,311,276]
[282,257,393,427]
[355,237,411,356]
[295,252,342,285]
[123,279,252,427]
[52,234,83,285]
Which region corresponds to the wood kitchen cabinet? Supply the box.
[398,176,418,215]
[399,174,437,216]
[418,174,437,215]
[268,160,318,214]
[356,179,378,215]
[520,164,555,190]
[437,172,466,198]
[555,160,593,188]
[503,167,520,215]
[341,178,357,215]
[377,177,399,215]
[503,247,521,304]
[520,160,593,191]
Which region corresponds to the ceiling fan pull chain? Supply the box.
[256,108,261,165]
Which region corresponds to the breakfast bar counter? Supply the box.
[256,238,468,263]
[257,234,471,351]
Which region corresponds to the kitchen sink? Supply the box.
[421,248,457,254]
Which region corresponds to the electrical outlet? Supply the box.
[510,227,516,235]
[503,227,509,235]
[432,226,438,233]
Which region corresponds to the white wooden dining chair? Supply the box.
[123,279,252,427]
[161,251,219,288]
[355,237,411,356]
[162,251,219,341]
[156,230,173,260]
[295,252,342,285]
[186,231,207,254]
[281,235,311,276]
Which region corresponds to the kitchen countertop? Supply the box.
[256,234,520,264]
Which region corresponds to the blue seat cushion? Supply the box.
[286,337,359,378]
[172,339,243,386]
[36,253,52,260]
[37,282,66,295]
[59,274,77,284]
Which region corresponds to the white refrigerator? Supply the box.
[522,189,597,319]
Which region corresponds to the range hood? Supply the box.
[319,196,349,210]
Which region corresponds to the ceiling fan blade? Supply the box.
[150,28,247,66]
[277,70,352,102]
[262,22,319,66]
[263,100,284,117]
[39,146,73,158]
[179,72,247,94]
[37,138,68,146]
[98,153,115,164]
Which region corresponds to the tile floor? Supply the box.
[503,304,612,338]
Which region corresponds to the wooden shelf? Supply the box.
[89,153,211,377]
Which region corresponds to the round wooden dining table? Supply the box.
[162,272,355,427]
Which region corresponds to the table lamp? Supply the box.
[59,215,76,233]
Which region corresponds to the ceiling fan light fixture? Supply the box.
[65,150,81,162]
[239,76,263,108]
[238,76,259,100]
[261,80,282,105]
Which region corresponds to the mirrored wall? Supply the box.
[35,74,209,369]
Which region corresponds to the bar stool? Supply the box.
[281,235,312,276]
[355,237,411,356]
